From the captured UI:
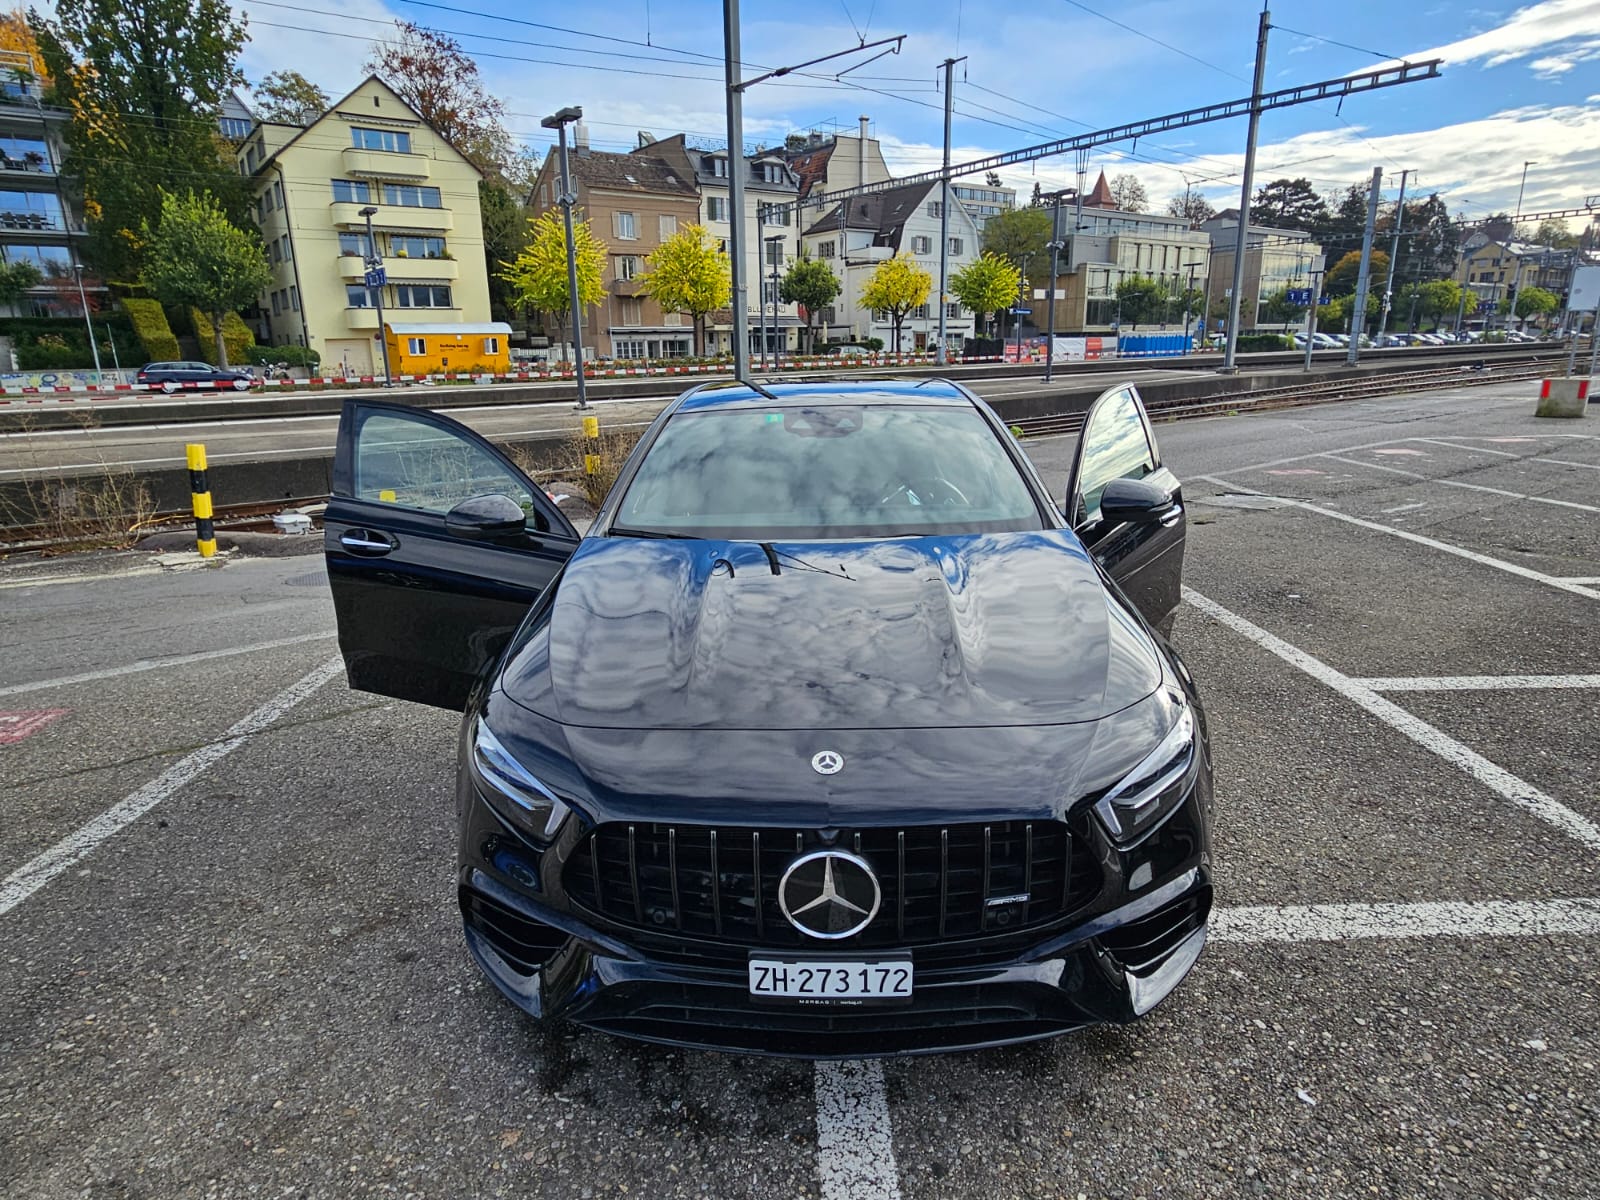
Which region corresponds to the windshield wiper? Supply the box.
[610,526,698,540]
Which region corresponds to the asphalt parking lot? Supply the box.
[3,377,1598,1198]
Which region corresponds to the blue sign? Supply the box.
[1011,307,1032,315]
[364,267,387,289]
[1286,288,1313,306]
[1319,293,1334,305]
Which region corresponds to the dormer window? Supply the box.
[710,156,728,178]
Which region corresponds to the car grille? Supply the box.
[562,820,1101,959]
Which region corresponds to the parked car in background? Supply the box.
[136,361,255,394]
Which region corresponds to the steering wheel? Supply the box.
[876,477,970,507]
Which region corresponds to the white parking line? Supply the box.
[1410,437,1522,457]
[1198,475,1600,601]
[815,1059,902,1200]
[1357,674,1600,691]
[1317,454,1600,514]
[0,656,343,917]
[1182,586,1600,852]
[0,632,337,697]
[1213,898,1600,943]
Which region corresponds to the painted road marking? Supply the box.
[1410,437,1521,457]
[0,657,342,918]
[1183,586,1600,852]
[1373,448,1428,456]
[1212,898,1600,943]
[0,632,337,697]
[1197,475,1600,602]
[1318,454,1600,514]
[1381,502,1427,513]
[815,1059,902,1200]
[0,709,69,744]
[1357,674,1600,691]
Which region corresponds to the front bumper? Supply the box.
[456,782,1213,1058]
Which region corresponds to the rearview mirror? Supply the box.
[1098,477,1176,526]
[445,493,528,538]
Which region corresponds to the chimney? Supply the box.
[858,115,869,186]
[574,122,590,155]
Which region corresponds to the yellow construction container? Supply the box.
[383,321,513,376]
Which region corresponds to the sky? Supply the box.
[232,0,1600,227]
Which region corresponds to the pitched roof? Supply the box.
[1083,170,1116,209]
[803,180,937,241]
[785,143,835,199]
[562,149,696,197]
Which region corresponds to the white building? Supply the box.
[801,180,982,352]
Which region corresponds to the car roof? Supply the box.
[673,378,974,413]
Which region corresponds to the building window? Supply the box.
[614,211,637,239]
[395,284,453,308]
[269,240,280,264]
[271,291,282,315]
[706,196,728,223]
[759,203,790,226]
[483,336,499,355]
[948,237,963,255]
[289,286,300,312]
[347,284,371,307]
[762,282,779,305]
[351,127,412,154]
[946,302,961,318]
[381,183,442,208]
[659,214,677,240]
[391,235,446,258]
[616,255,638,281]
[407,337,427,355]
[339,232,366,256]
[765,241,784,268]
[219,116,251,141]
[273,181,284,209]
[912,303,931,319]
[710,156,728,177]
[615,339,646,358]
[910,235,931,254]
[662,312,682,326]
[817,240,835,258]
[763,163,785,183]
[332,179,374,204]
[279,235,291,261]
[927,202,943,218]
[1,243,70,273]
[621,298,642,325]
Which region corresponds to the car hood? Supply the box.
[499,530,1162,731]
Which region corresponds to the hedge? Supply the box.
[0,316,142,371]
[1237,333,1292,352]
[122,299,181,362]
[189,308,255,366]
[245,344,321,368]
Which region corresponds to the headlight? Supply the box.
[1093,704,1197,845]
[470,718,569,843]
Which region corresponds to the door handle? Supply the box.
[1158,504,1183,528]
[341,530,397,555]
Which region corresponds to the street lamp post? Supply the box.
[1182,261,1199,355]
[1515,160,1536,220]
[542,106,589,410]
[1043,189,1071,383]
[357,206,393,387]
[1014,252,1034,364]
[69,262,102,377]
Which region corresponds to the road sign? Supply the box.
[1286,288,1313,306]
[1319,293,1333,305]
[1571,265,1600,312]
[1011,307,1032,315]
[364,267,387,289]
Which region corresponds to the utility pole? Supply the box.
[723,0,749,378]
[934,56,964,366]
[541,107,588,409]
[1044,190,1068,382]
[1302,269,1323,373]
[358,205,393,388]
[70,261,102,377]
[1182,261,1199,353]
[1222,4,1271,373]
[1515,160,1536,220]
[1014,252,1033,364]
[1345,166,1383,366]
[755,203,767,370]
[1377,167,1409,342]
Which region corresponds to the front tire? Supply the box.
[160,381,177,394]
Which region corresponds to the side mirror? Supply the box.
[1098,476,1176,526]
[445,493,528,539]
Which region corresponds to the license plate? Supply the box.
[747,956,913,1004]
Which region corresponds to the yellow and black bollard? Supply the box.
[582,415,600,478]
[186,443,216,558]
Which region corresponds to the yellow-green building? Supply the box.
[237,76,492,376]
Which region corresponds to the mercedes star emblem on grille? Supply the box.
[778,850,882,939]
[810,750,844,775]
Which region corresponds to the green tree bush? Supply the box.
[141,191,270,367]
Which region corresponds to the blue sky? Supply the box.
[237,0,1600,225]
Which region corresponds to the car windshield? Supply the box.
[613,402,1045,540]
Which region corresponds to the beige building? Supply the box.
[528,136,702,358]
[238,76,493,375]
[1200,212,1323,331]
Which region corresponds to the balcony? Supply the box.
[346,307,380,330]
[345,304,463,331]
[336,253,459,283]
[330,201,452,234]
[341,146,431,181]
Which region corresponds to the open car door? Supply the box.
[323,400,580,711]
[1064,384,1186,635]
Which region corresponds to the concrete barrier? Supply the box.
[1536,378,1590,418]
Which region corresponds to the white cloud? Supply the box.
[1527,39,1600,76]
[1394,0,1600,69]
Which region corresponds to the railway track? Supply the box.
[1010,353,1569,439]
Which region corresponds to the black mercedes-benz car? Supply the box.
[323,378,1212,1057]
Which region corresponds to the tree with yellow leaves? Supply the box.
[499,208,607,352]
[638,224,730,357]
[859,254,932,354]
[0,9,49,82]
